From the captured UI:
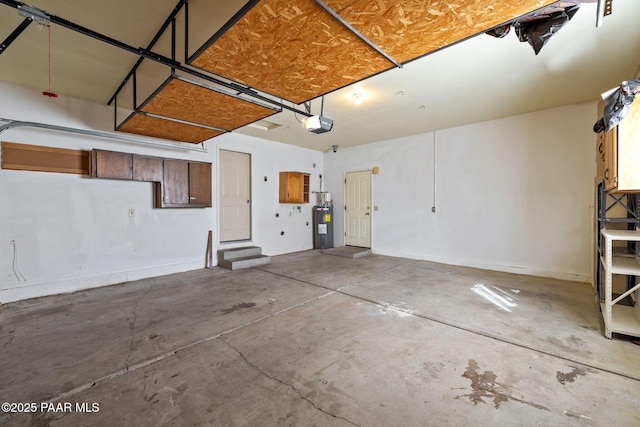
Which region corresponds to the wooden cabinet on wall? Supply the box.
[91,150,133,180]
[279,171,310,203]
[90,149,211,208]
[132,155,163,182]
[156,159,212,208]
[601,97,640,193]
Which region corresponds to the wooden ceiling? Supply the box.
[114,0,558,143]
[188,0,558,104]
[117,76,278,143]
[4,1,636,150]
[117,113,224,144]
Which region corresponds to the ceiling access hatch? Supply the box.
[188,0,558,105]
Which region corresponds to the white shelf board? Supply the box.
[610,304,640,338]
[601,229,640,241]
[610,256,640,275]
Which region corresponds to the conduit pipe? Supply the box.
[0,118,207,152]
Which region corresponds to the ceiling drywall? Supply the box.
[0,0,639,152]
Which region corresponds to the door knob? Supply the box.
[365,212,370,216]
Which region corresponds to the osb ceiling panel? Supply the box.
[117,113,224,144]
[190,0,557,104]
[141,78,279,131]
[322,0,559,63]
[190,0,393,104]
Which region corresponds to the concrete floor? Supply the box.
[1,250,640,426]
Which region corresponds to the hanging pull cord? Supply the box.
[43,24,57,98]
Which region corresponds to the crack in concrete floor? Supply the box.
[220,337,362,427]
[29,289,339,408]
[123,284,153,371]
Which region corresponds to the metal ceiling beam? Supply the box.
[0,18,31,56]
[108,0,187,106]
[314,0,402,69]
[0,0,312,118]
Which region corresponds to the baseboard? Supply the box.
[372,249,590,283]
[0,258,205,304]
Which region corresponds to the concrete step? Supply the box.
[218,246,271,270]
[218,246,263,261]
[219,254,271,270]
[322,246,371,259]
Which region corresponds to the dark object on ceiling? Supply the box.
[514,4,580,54]
[593,80,640,133]
[485,25,511,38]
[486,3,581,54]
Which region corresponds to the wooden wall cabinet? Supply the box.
[91,149,211,208]
[91,150,133,180]
[279,171,310,203]
[156,159,212,208]
[601,97,640,193]
[133,155,163,182]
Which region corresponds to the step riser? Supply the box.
[220,256,271,270]
[218,247,262,260]
[352,250,372,259]
[218,246,271,270]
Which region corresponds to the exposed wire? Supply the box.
[11,240,27,282]
[292,100,309,124]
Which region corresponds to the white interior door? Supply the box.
[220,150,251,242]
[345,170,371,248]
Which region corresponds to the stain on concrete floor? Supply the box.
[456,359,549,411]
[556,366,589,385]
[221,302,256,315]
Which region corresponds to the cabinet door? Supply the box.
[189,162,212,207]
[279,172,300,203]
[93,150,132,180]
[616,97,640,191]
[287,173,303,203]
[133,155,163,182]
[279,172,310,203]
[163,159,189,205]
[604,126,617,190]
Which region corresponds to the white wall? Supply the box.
[214,134,322,256]
[0,82,322,302]
[324,102,597,282]
[0,80,597,302]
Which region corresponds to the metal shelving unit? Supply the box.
[596,180,640,338]
[599,229,640,338]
